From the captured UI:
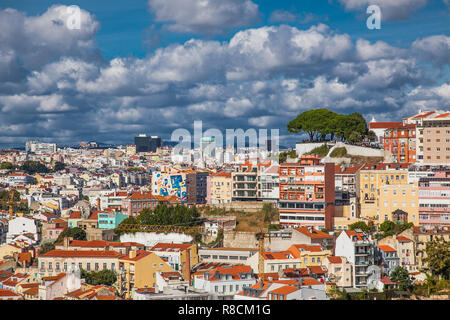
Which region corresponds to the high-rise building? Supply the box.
[25,141,57,154]
[278,155,335,231]
[134,134,162,153]
[403,110,450,164]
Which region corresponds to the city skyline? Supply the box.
[0,1,449,148]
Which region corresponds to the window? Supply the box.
[95,263,99,271]
[87,263,91,271]
[63,262,67,271]
[103,263,107,270]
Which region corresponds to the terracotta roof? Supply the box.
[263,251,294,260]
[345,230,367,241]
[119,250,151,262]
[150,243,193,252]
[308,266,327,275]
[18,252,32,264]
[0,289,21,297]
[380,276,397,285]
[294,227,333,239]
[326,256,343,264]
[212,171,232,178]
[40,250,123,258]
[69,211,81,219]
[369,122,403,129]
[396,236,412,242]
[377,245,397,252]
[268,285,298,296]
[23,286,39,295]
[334,164,364,175]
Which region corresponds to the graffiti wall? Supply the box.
[152,172,187,201]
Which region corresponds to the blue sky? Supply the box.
[0,0,449,147]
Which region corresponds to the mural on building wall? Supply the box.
[153,173,187,201]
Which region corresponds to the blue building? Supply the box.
[98,212,128,230]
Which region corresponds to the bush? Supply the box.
[330,147,347,158]
[306,144,330,157]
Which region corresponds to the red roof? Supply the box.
[396,236,412,242]
[0,289,21,297]
[377,245,397,252]
[380,276,397,285]
[369,122,402,129]
[326,256,343,264]
[150,243,193,252]
[40,250,123,258]
[269,285,298,296]
[294,227,333,239]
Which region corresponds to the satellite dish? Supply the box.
[366,265,381,290]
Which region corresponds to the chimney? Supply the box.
[64,236,72,249]
[129,250,137,259]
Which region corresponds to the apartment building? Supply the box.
[334,165,362,206]
[418,171,450,228]
[335,230,375,289]
[38,249,123,277]
[404,110,450,164]
[193,265,256,299]
[198,247,257,264]
[377,234,417,273]
[376,245,400,276]
[322,256,353,288]
[206,171,232,204]
[54,238,145,255]
[186,171,209,205]
[368,121,403,144]
[232,161,270,201]
[122,191,179,217]
[148,243,198,280]
[118,250,174,299]
[279,155,335,230]
[359,163,412,222]
[259,164,280,202]
[383,124,417,163]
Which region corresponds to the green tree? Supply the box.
[279,151,288,163]
[0,162,14,170]
[390,266,413,292]
[349,221,371,233]
[55,227,86,243]
[80,269,117,286]
[422,237,450,280]
[379,221,396,233]
[366,130,377,142]
[39,242,55,255]
[20,160,50,174]
[54,161,66,172]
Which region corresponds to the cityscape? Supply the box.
[0,0,449,308]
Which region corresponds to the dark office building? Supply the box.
[186,172,209,205]
[134,134,162,153]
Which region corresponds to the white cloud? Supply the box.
[148,0,260,34]
[412,35,450,66]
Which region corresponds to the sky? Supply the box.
[0,0,449,148]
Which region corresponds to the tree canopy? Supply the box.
[115,204,202,235]
[287,108,368,142]
[390,266,413,291]
[349,221,372,233]
[80,269,117,286]
[20,160,50,174]
[422,236,450,280]
[55,227,86,243]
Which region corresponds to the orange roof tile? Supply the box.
[40,250,123,258]
[377,245,397,252]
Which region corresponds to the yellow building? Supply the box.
[207,171,232,204]
[288,244,332,268]
[118,250,174,299]
[0,244,22,260]
[359,163,415,223]
[126,145,136,156]
[378,183,419,225]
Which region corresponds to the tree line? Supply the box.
[287,108,375,143]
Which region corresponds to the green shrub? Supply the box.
[330,147,347,158]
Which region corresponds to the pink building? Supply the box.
[419,171,450,228]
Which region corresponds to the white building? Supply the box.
[193,265,256,299]
[6,217,38,244]
[26,141,57,154]
[335,230,375,289]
